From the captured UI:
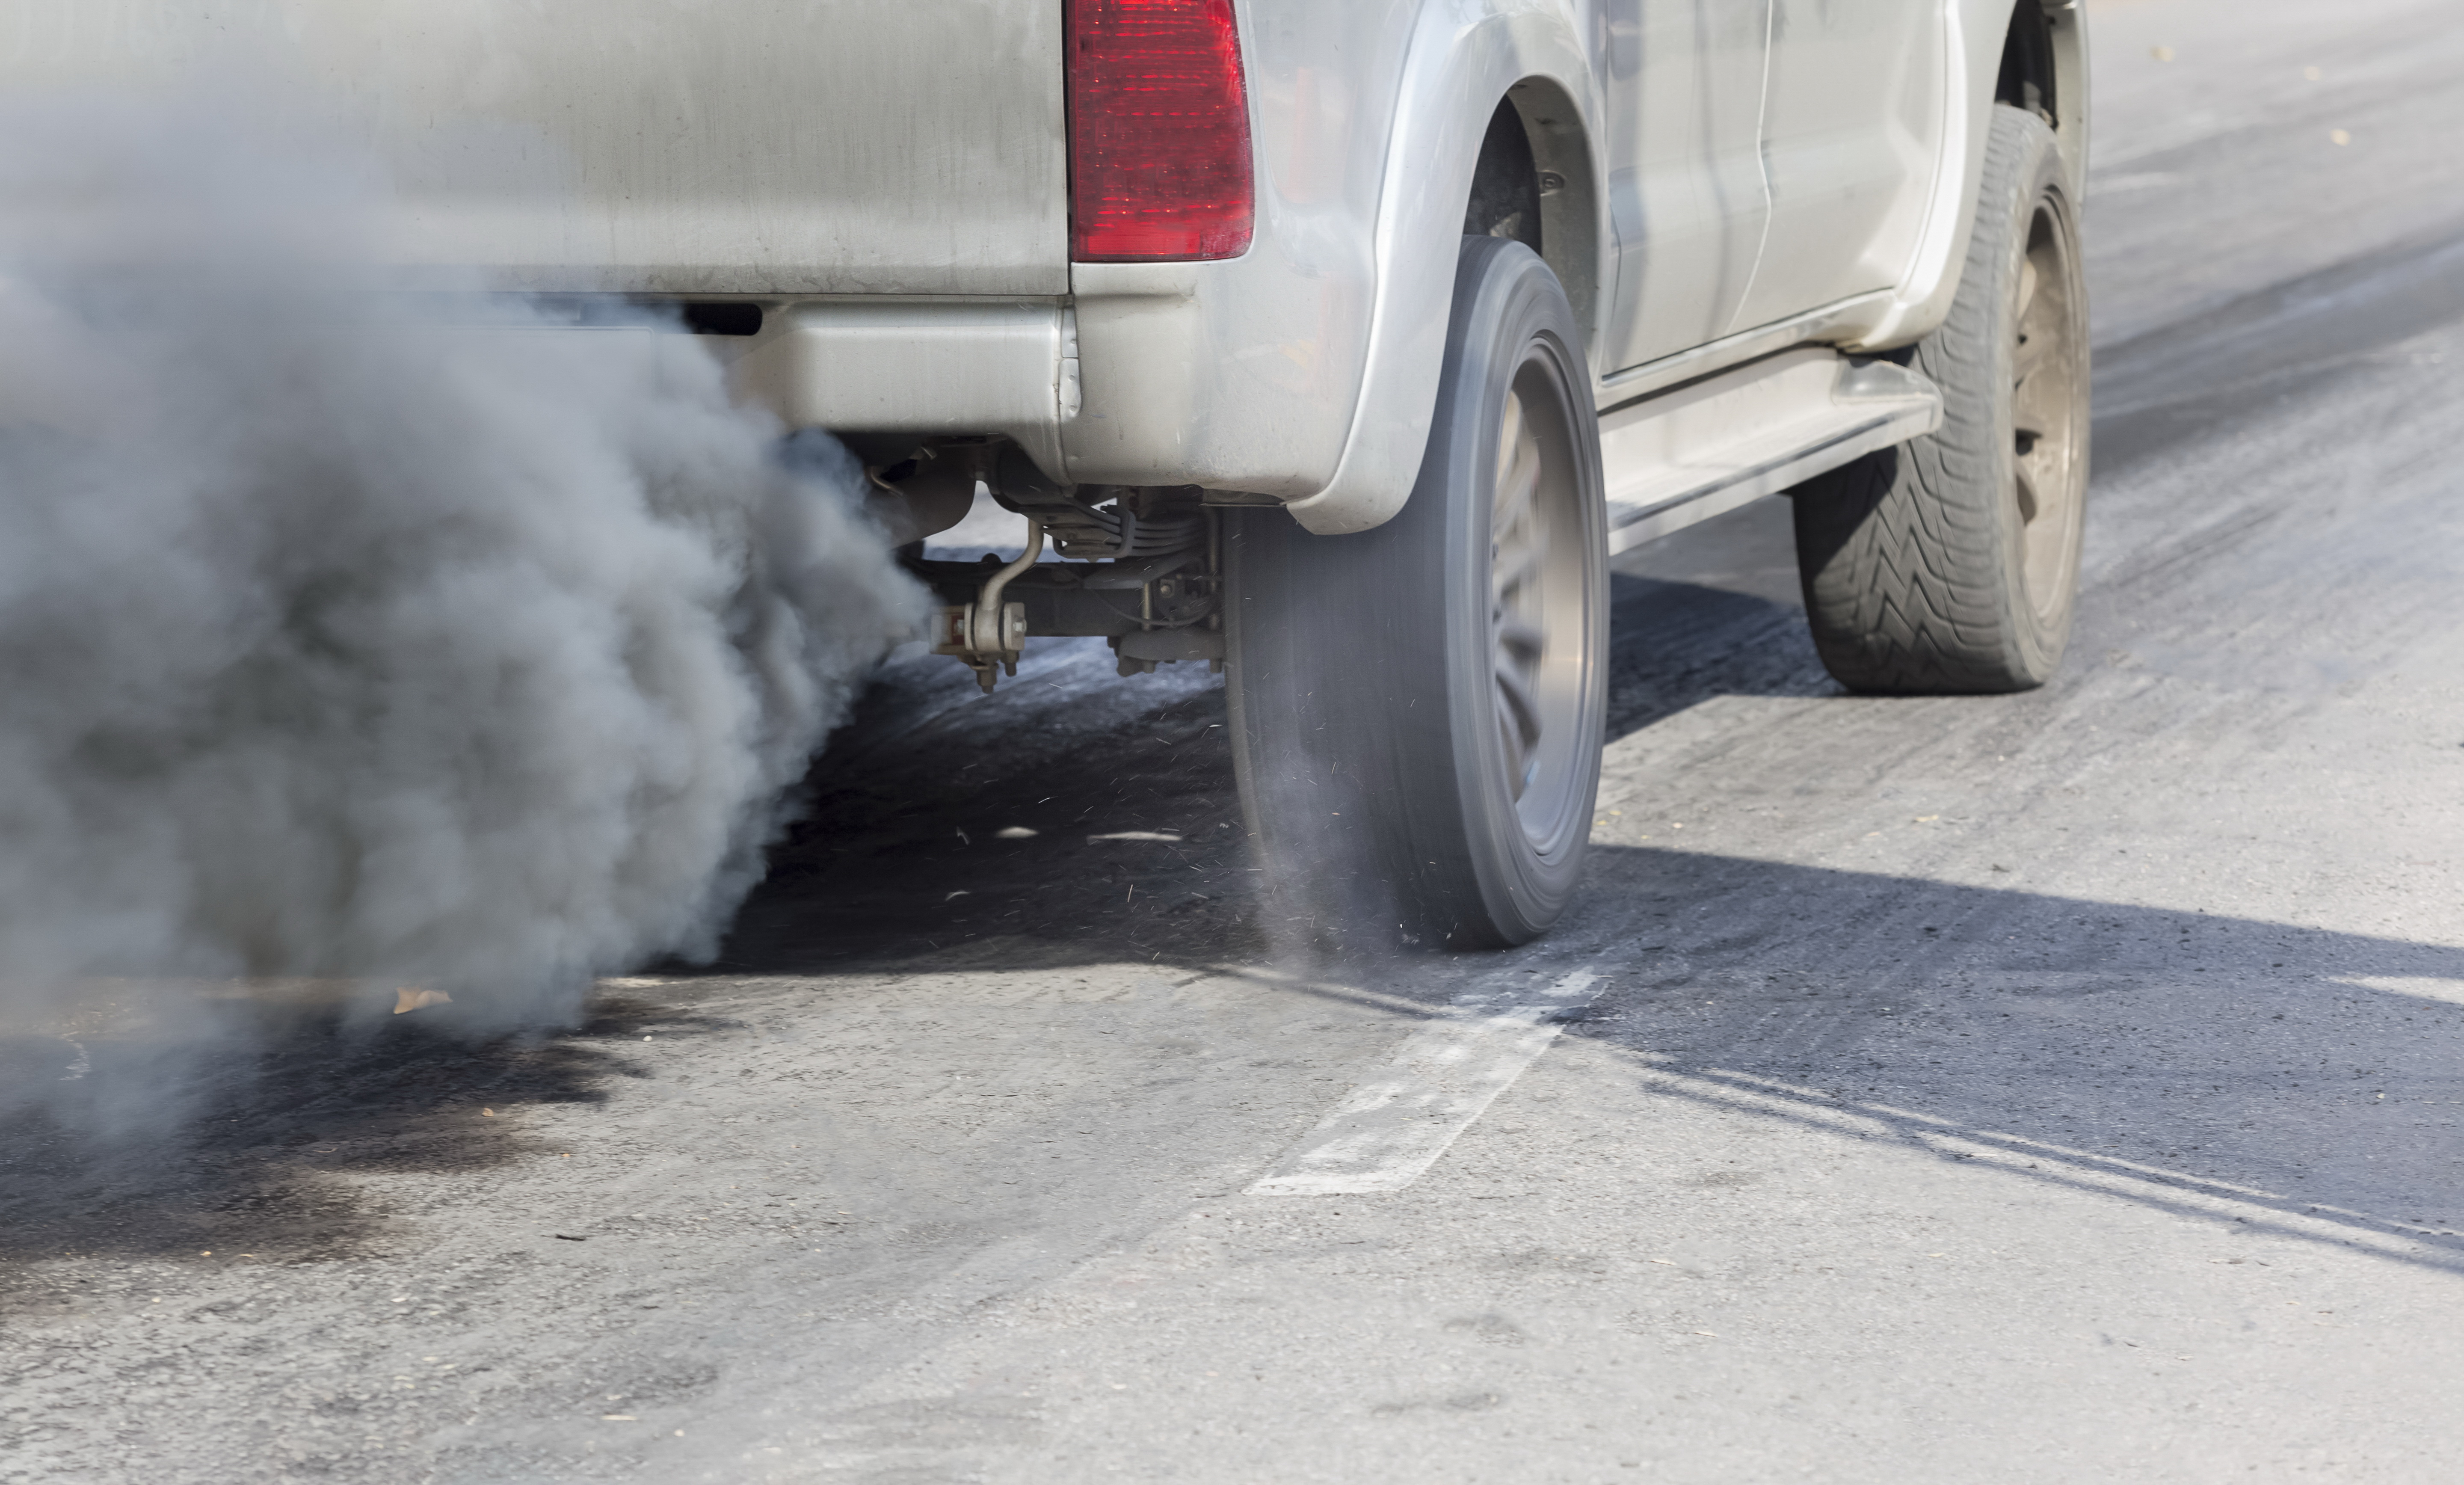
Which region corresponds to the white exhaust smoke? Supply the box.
[0,82,925,1080]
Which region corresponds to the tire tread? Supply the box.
[1793,107,2080,694]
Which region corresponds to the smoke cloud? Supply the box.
[0,79,926,1102]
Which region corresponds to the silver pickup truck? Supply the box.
[18,0,2090,950]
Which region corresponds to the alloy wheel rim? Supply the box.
[2009,198,2087,624]
[1490,358,1587,849]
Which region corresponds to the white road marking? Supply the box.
[1247,966,1606,1196]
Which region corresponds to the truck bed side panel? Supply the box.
[0,0,1069,295]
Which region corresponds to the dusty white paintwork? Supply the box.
[0,1,2087,531]
[0,0,1070,293]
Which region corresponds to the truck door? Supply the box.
[1595,0,1773,373]
[1724,0,1949,331]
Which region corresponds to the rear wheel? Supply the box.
[1791,104,2090,693]
[1225,237,1606,949]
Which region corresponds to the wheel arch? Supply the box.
[1282,3,1604,537]
[1495,77,1604,363]
[1995,0,2090,190]
[1848,0,2090,353]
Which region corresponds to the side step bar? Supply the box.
[1597,348,1943,554]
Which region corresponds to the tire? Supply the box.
[1226,237,1607,949]
[1791,105,2090,693]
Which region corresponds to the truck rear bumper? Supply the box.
[705,266,1364,505]
[717,298,1078,481]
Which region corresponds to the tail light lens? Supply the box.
[1066,0,1255,262]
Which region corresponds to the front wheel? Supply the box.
[1790,104,2091,693]
[1226,237,1607,949]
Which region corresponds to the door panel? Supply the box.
[1596,0,1773,374]
[1728,0,1946,330]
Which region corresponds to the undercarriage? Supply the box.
[852,436,1225,692]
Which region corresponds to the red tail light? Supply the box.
[1066,0,1255,262]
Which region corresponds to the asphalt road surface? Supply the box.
[10,3,2464,1480]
